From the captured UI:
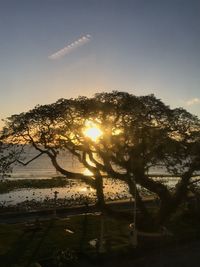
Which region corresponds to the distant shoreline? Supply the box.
[0,175,199,212]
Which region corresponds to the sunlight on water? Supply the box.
[0,178,131,206]
[83,169,93,176]
[1,148,199,207]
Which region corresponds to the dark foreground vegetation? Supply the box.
[0,204,200,267]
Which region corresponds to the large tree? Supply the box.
[1,91,200,228]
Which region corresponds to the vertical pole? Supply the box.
[98,212,105,253]
[133,177,137,230]
[130,174,137,247]
[54,191,58,218]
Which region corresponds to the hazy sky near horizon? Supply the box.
[0,0,200,127]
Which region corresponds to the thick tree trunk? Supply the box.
[127,179,151,220]
[95,174,106,208]
[156,168,194,225]
[156,199,174,226]
[138,173,172,203]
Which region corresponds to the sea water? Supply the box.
[0,149,198,206]
[0,151,131,205]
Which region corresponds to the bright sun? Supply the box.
[83,168,93,176]
[83,121,103,142]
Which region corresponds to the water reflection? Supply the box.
[0,179,131,206]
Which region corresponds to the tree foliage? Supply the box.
[1,91,200,228]
[0,141,21,179]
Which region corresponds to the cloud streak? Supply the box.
[49,34,91,60]
[186,98,200,106]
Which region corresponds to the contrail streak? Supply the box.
[49,34,91,60]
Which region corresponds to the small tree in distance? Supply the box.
[1,91,200,229]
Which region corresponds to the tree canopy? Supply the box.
[1,91,200,228]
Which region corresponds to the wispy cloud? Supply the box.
[186,98,200,106]
[49,34,91,60]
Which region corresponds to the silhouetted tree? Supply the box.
[1,91,200,228]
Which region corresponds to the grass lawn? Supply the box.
[0,208,200,267]
[0,213,131,267]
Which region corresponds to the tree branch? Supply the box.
[16,152,44,166]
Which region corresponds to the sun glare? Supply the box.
[83,168,93,176]
[83,121,103,142]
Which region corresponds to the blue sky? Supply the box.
[0,0,200,127]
